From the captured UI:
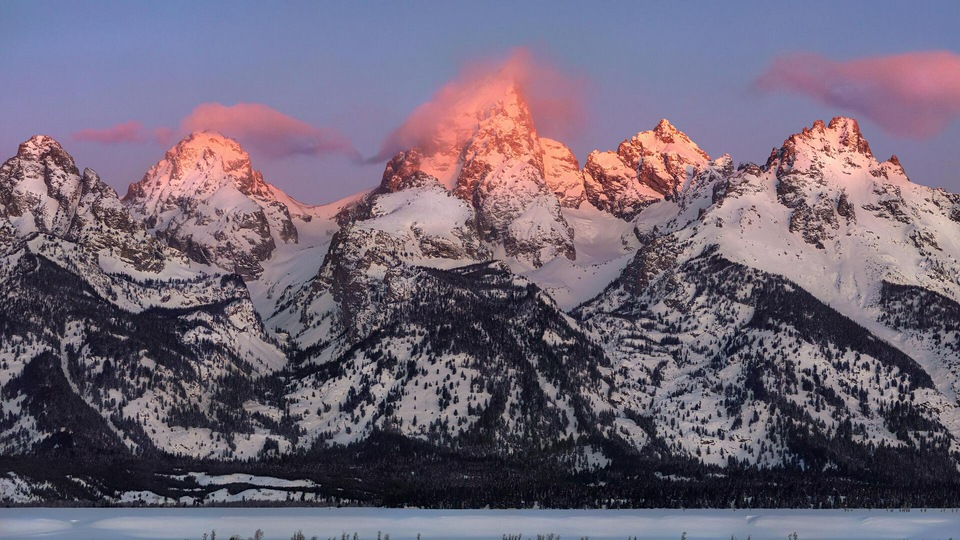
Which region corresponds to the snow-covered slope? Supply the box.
[281,167,490,352]
[517,202,639,310]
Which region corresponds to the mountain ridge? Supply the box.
[2,94,960,505]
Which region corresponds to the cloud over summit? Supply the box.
[373,48,586,162]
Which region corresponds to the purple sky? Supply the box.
[3,1,959,204]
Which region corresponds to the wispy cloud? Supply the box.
[180,102,360,160]
[755,51,960,138]
[73,121,148,144]
[72,104,360,163]
[73,121,175,145]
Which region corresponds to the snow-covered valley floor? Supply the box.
[2,508,959,540]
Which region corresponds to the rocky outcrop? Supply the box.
[541,137,586,208]
[381,83,576,268]
[0,136,168,271]
[584,119,710,220]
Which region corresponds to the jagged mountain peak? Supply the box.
[374,75,575,269]
[415,77,536,169]
[781,116,874,163]
[0,135,86,238]
[0,137,173,271]
[583,119,711,219]
[619,119,710,165]
[405,74,543,189]
[16,135,75,165]
[480,80,530,120]
[9,135,81,189]
[454,111,542,196]
[650,118,682,142]
[125,131,268,202]
[377,149,440,194]
[159,130,254,182]
[123,131,312,280]
[827,116,870,153]
[452,76,529,124]
[759,116,891,193]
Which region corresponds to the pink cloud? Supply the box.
[180,102,359,160]
[73,121,175,145]
[755,51,960,138]
[372,47,586,162]
[73,120,147,144]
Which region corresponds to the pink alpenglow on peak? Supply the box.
[124,131,266,203]
[123,131,319,279]
[583,119,710,220]
[771,116,882,179]
[362,49,581,268]
[372,47,585,164]
[755,51,960,138]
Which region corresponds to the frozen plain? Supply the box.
[2,508,960,540]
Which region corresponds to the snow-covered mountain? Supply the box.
[580,116,960,469]
[124,132,332,280]
[0,137,290,461]
[3,82,960,503]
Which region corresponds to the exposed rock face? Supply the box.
[584,119,710,220]
[296,176,491,345]
[769,117,882,249]
[621,119,711,194]
[0,135,83,238]
[541,137,586,208]
[386,83,576,268]
[453,84,544,199]
[583,149,660,220]
[0,136,168,271]
[123,131,305,279]
[377,149,439,194]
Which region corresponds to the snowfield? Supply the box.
[2,508,960,540]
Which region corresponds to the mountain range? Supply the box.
[1,80,959,506]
